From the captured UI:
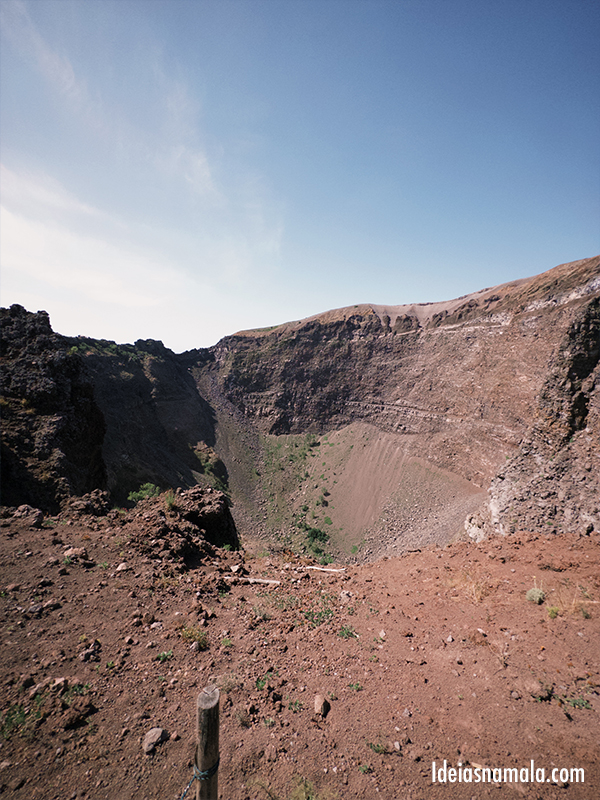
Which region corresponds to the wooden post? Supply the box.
[196,684,220,800]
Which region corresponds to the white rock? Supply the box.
[143,727,169,754]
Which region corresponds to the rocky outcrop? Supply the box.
[124,486,239,563]
[0,305,106,512]
[466,295,600,540]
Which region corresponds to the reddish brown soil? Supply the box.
[1,509,598,800]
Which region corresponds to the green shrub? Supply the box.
[128,482,161,503]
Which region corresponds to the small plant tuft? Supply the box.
[156,649,173,663]
[165,490,175,511]
[181,626,209,650]
[526,587,545,605]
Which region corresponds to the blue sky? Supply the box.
[1,0,599,351]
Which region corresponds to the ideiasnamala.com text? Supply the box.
[432,760,584,785]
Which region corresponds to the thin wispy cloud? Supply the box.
[1,165,99,223]
[1,0,81,99]
[1,0,283,345]
[1,206,175,310]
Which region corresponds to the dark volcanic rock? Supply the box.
[1,305,106,512]
[126,486,238,566]
[65,336,219,504]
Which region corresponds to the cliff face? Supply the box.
[466,294,600,540]
[0,305,106,512]
[1,256,599,554]
[66,338,221,505]
[213,259,599,488]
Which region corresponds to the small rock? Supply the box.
[446,635,454,643]
[79,640,101,662]
[265,743,277,762]
[314,694,331,718]
[51,677,68,694]
[143,727,169,755]
[63,547,88,560]
[116,562,129,572]
[13,505,43,527]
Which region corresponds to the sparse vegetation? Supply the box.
[156,649,173,663]
[193,444,229,494]
[253,605,272,622]
[181,626,209,650]
[526,587,545,605]
[367,740,388,754]
[0,704,28,740]
[128,482,161,503]
[303,593,335,627]
[165,489,175,511]
[256,670,277,690]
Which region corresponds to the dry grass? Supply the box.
[217,672,241,693]
[444,569,492,604]
[545,579,597,618]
